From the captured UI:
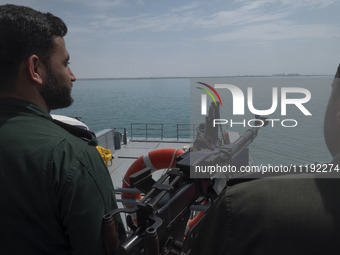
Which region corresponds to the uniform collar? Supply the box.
[0,97,98,145]
[0,97,52,120]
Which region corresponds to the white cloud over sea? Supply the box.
[1,0,339,78]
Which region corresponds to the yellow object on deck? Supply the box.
[96,146,113,167]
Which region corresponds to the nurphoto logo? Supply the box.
[197,82,312,128]
[196,82,223,115]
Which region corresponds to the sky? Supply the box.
[1,0,340,78]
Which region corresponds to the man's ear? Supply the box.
[26,55,45,85]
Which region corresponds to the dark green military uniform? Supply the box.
[191,159,340,255]
[0,98,124,255]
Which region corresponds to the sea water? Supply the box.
[52,78,190,133]
[52,76,333,166]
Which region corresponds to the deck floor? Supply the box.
[108,139,191,190]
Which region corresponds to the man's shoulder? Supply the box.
[0,99,94,147]
[2,112,96,157]
[228,174,340,192]
[227,177,317,200]
[222,176,340,220]
[28,114,93,145]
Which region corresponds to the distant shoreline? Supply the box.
[77,74,332,81]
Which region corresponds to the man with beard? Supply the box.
[0,5,125,255]
[191,66,340,254]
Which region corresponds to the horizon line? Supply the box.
[77,73,333,81]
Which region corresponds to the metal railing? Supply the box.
[176,124,197,140]
[112,127,128,145]
[130,123,164,140]
[130,123,197,140]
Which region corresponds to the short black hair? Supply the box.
[0,4,67,91]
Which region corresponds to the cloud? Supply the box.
[62,0,126,9]
[204,22,340,43]
[71,0,338,35]
[168,2,202,13]
[235,0,337,9]
[63,0,339,51]
[78,9,199,34]
[278,0,337,9]
[195,0,340,43]
[192,7,287,28]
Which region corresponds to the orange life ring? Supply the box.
[224,130,230,145]
[122,148,185,222]
[188,200,208,229]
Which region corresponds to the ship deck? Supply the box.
[107,138,192,191]
[99,131,245,228]
[106,132,241,193]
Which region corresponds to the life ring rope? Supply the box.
[122,177,130,188]
[165,148,179,173]
[122,148,183,190]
